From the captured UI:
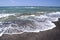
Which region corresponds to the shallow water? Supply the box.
[0,12,60,36]
[0,6,60,36]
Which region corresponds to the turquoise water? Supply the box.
[0,6,60,13]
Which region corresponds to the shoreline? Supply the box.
[0,18,60,40]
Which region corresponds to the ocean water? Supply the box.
[0,6,60,36]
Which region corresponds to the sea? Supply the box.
[0,6,60,36]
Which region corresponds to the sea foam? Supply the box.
[0,12,60,36]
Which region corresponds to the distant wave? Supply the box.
[0,12,60,36]
[24,7,35,8]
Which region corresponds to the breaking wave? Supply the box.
[0,12,60,36]
[0,14,15,18]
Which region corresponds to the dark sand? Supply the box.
[0,19,60,40]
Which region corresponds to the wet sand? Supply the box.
[0,19,60,40]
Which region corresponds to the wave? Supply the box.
[46,12,60,18]
[0,14,15,18]
[0,12,60,36]
[24,7,35,8]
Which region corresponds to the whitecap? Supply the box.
[25,7,35,8]
[46,12,60,18]
[0,14,15,18]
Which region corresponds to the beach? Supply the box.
[0,19,60,40]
